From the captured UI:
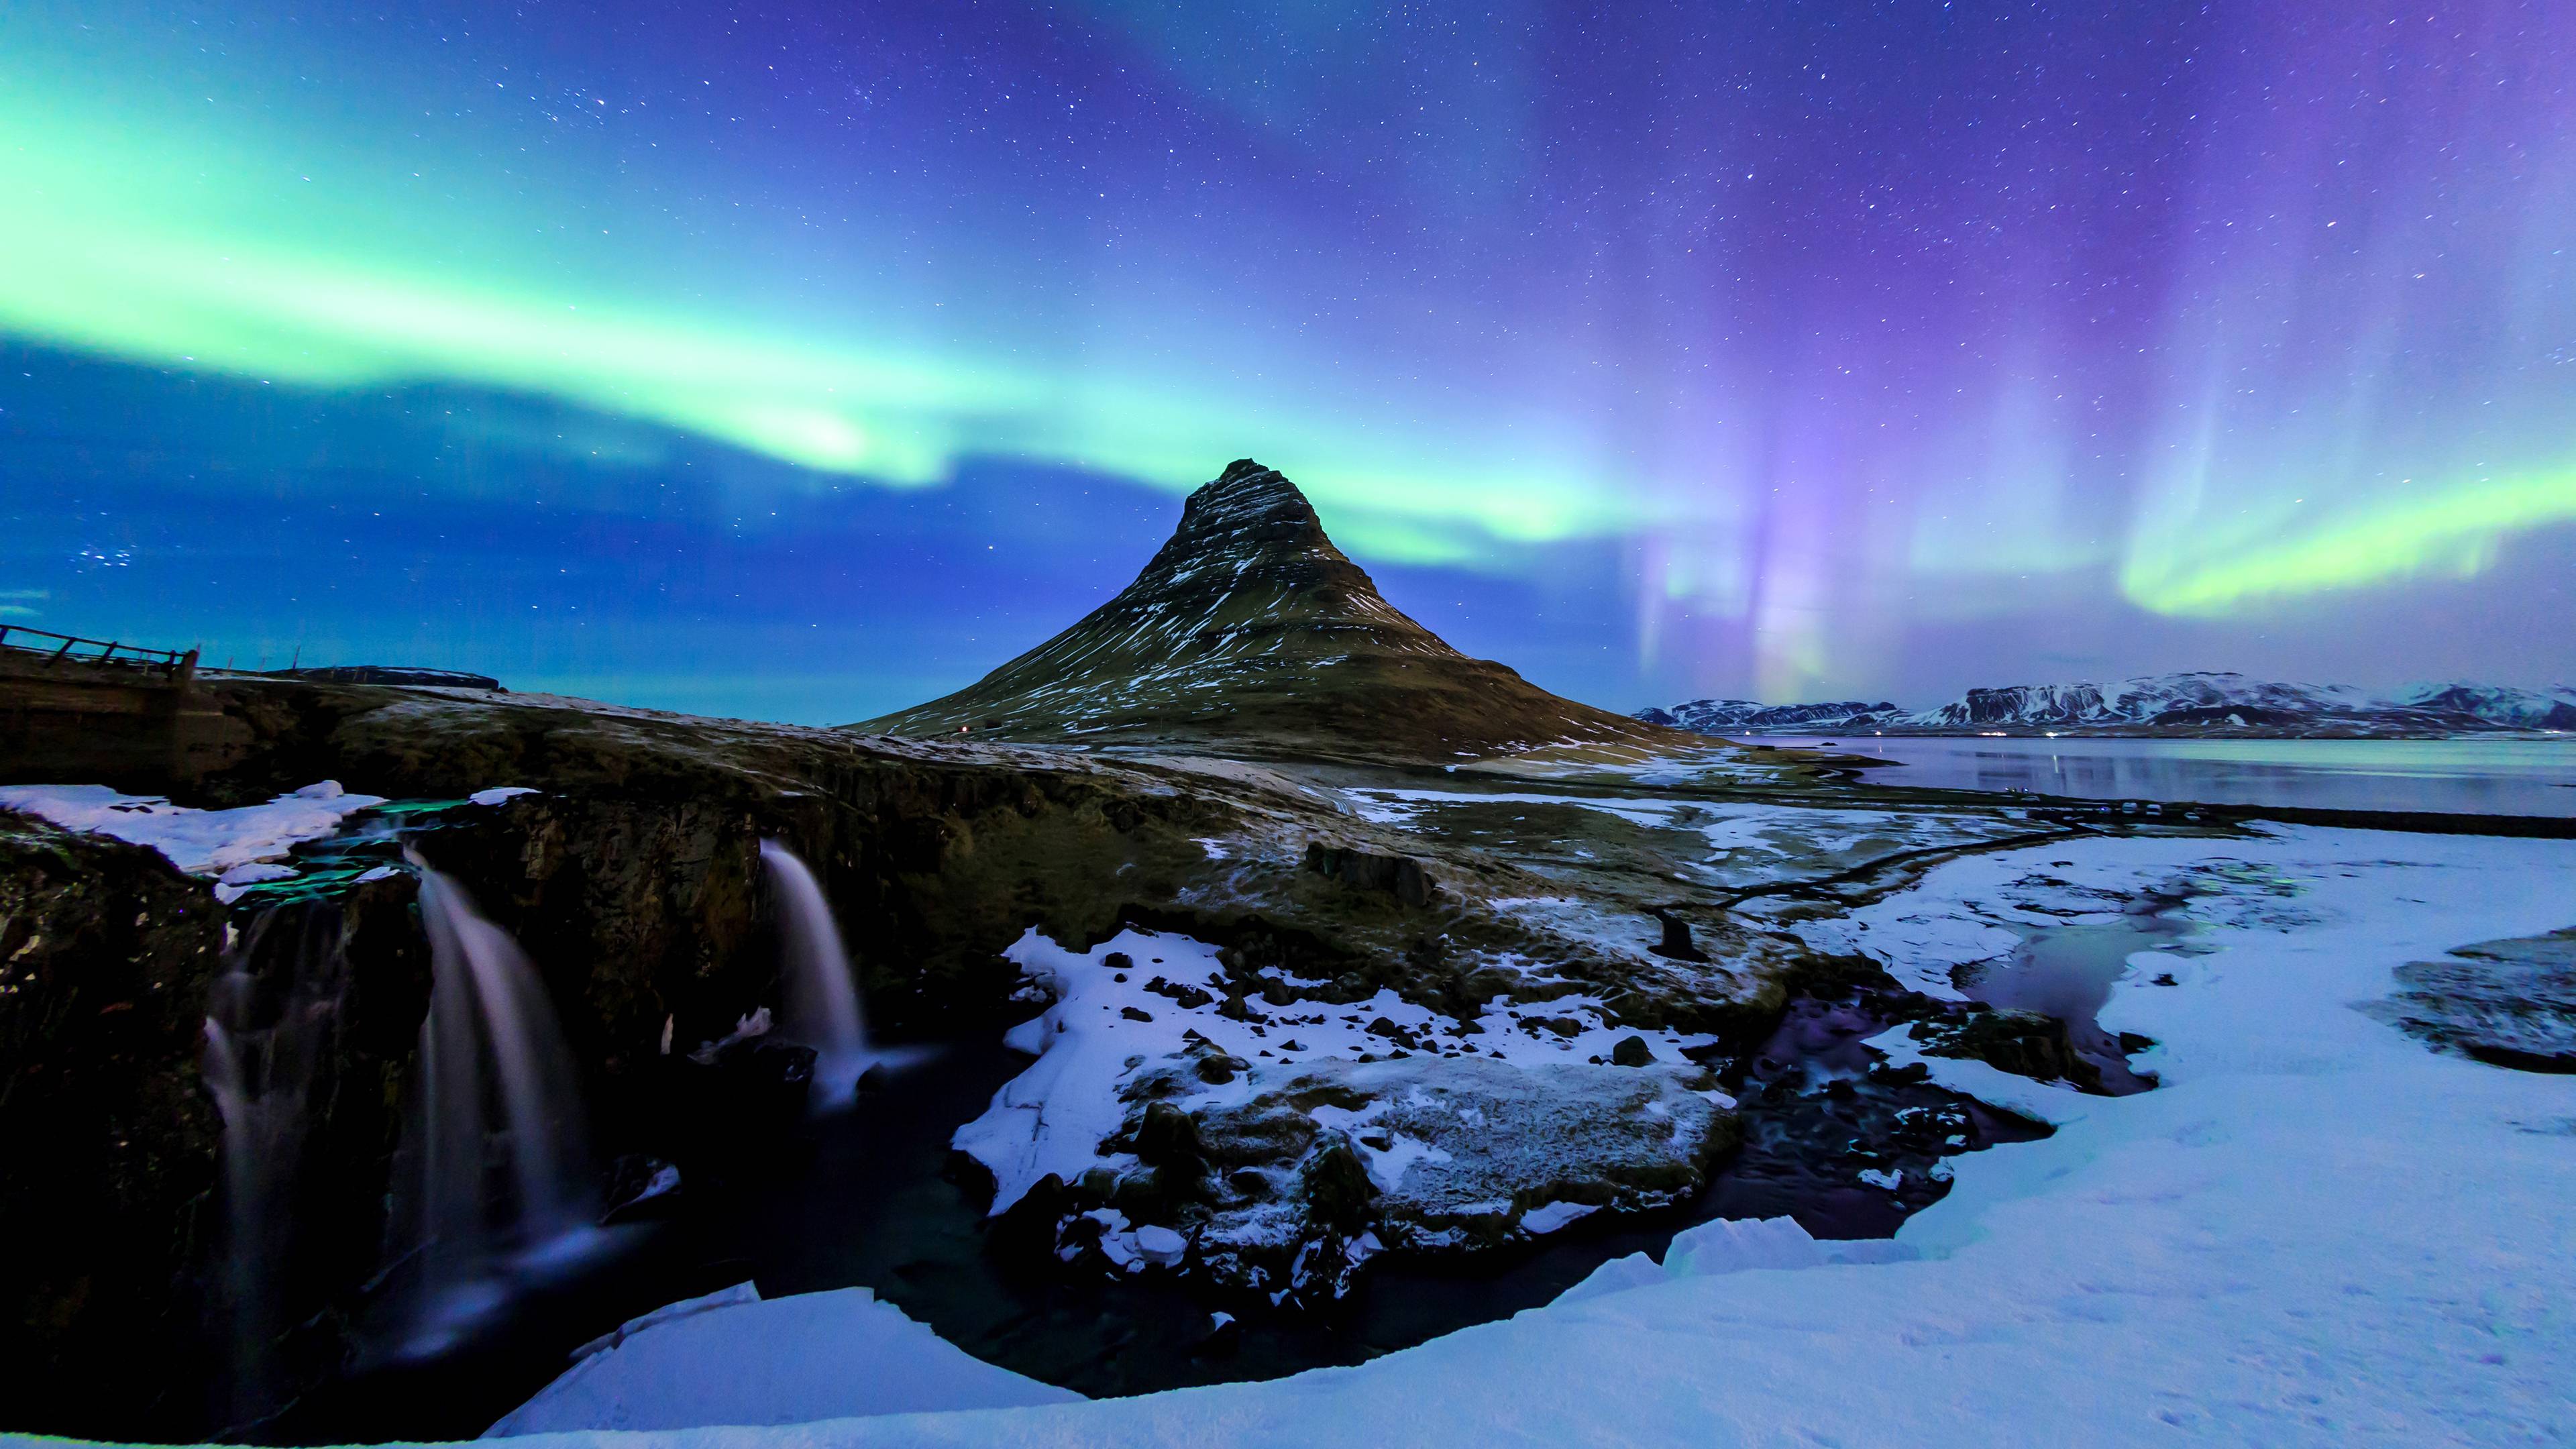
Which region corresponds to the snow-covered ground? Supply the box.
[1338,786,2037,893]
[484,1282,1079,1435]
[0,780,386,874]
[1340,787,1688,830]
[453,824,2576,1447]
[954,926,1719,1220]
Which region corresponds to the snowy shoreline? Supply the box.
[437,825,2576,1447]
[13,824,2573,1447]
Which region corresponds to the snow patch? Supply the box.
[627,826,2576,1448]
[1519,1200,1599,1234]
[484,1283,1079,1434]
[0,780,386,875]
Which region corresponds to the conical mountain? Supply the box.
[857,460,1685,759]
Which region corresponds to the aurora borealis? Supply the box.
[3,0,2571,720]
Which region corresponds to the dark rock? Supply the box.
[1303,843,1438,907]
[1299,1134,1379,1234]
[1364,1016,1421,1049]
[1193,1313,1243,1359]
[1122,1005,1155,1023]
[1918,1009,2100,1090]
[1145,975,1216,1010]
[2373,928,2576,1073]
[1609,1034,1654,1067]
[1649,907,1708,963]
[989,1173,1072,1265]
[1104,951,1134,971]
[1109,1163,1189,1217]
[1134,1102,1205,1172]
[600,1156,683,1224]
[0,814,229,1440]
[661,1036,817,1182]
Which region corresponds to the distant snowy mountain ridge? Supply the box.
[1635,699,1905,734]
[1638,672,2576,736]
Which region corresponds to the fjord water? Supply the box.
[1768,736,2576,816]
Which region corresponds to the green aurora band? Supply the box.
[3,3,2573,671]
[0,76,1641,568]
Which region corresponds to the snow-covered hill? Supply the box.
[1638,672,2576,737]
[1635,698,1905,734]
[2393,682,2576,730]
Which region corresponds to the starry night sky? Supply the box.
[3,0,2571,722]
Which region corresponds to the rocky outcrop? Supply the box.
[1908,1007,2102,1091]
[1018,1055,1735,1307]
[2372,928,2576,1073]
[0,667,1803,1436]
[0,813,228,1438]
[1302,843,1437,908]
[859,460,1690,761]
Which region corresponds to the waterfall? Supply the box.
[759,840,869,1107]
[201,906,344,1425]
[391,853,597,1356]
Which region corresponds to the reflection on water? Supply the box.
[1962,906,2198,1095]
[1764,736,2576,816]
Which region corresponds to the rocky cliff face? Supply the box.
[0,814,229,1436]
[0,667,1808,1436]
[0,680,1316,1436]
[861,460,1684,761]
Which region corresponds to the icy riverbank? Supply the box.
[9,824,2573,1447]
[455,825,2576,1446]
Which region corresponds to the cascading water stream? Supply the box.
[201,905,345,1426]
[759,840,871,1108]
[391,852,599,1356]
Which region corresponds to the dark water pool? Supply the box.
[252,991,2054,1441]
[1958,904,2197,1095]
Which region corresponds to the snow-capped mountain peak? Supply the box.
[1636,671,2576,736]
[859,460,1682,758]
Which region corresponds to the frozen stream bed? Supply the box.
[436,824,2576,1448]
